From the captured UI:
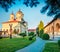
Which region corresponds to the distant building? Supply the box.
[2,9,28,37]
[28,29,36,34]
[44,16,60,37]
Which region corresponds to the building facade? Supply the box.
[44,17,60,37]
[2,10,28,37]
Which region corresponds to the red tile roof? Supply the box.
[28,29,36,31]
[2,19,20,24]
[44,17,59,28]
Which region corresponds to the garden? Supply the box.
[0,36,35,52]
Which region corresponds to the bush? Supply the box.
[19,33,26,38]
[28,32,34,36]
[42,33,50,40]
[29,34,36,41]
[0,37,2,39]
[58,40,60,48]
[39,29,44,38]
[29,37,32,40]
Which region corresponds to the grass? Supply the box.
[0,37,35,52]
[43,42,60,52]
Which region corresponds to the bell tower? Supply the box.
[10,12,14,21]
[16,9,24,21]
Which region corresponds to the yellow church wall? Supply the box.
[2,22,20,35]
[44,18,60,37]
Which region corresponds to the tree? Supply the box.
[0,0,16,12]
[41,0,60,16]
[39,29,44,38]
[23,0,40,7]
[0,0,40,12]
[36,27,39,36]
[38,21,44,31]
[1,0,60,17]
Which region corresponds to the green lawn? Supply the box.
[43,42,60,52]
[0,37,35,52]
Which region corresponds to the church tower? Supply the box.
[16,9,24,21]
[10,12,14,21]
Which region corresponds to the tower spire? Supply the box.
[11,11,14,15]
[16,9,23,21]
[19,9,20,11]
[18,9,22,13]
[10,11,14,21]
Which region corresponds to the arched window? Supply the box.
[14,29,17,34]
[14,29,16,32]
[56,23,60,32]
[56,23,60,29]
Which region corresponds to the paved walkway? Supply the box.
[16,37,46,52]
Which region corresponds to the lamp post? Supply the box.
[9,24,13,39]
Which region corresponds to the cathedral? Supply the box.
[2,9,28,37]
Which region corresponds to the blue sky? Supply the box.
[0,0,54,29]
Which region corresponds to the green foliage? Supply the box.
[28,32,34,36]
[29,37,32,40]
[42,33,50,40]
[24,0,40,7]
[41,0,60,16]
[36,27,39,36]
[28,32,36,41]
[0,0,16,12]
[19,33,26,38]
[0,0,40,12]
[39,29,49,40]
[39,29,44,38]
[0,37,2,39]
[58,40,60,48]
[29,34,36,41]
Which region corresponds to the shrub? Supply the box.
[0,37,2,39]
[29,37,32,40]
[39,29,44,38]
[29,34,36,41]
[42,33,50,40]
[19,33,26,38]
[58,40,60,48]
[28,32,34,36]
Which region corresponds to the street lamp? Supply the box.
[9,24,13,39]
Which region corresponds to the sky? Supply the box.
[0,0,54,29]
